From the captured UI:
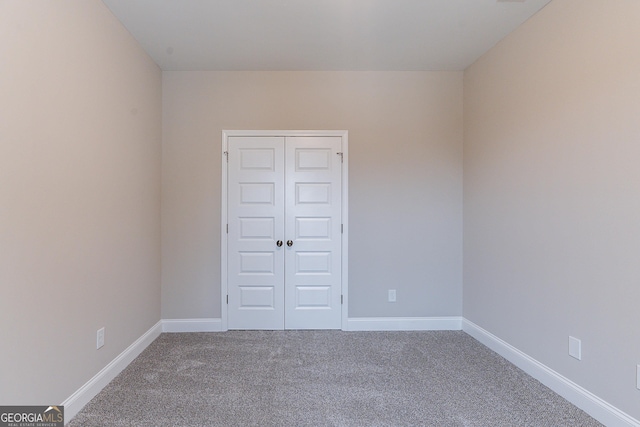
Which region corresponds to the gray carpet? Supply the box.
[68,331,601,426]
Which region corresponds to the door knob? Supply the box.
[286,240,293,247]
[276,240,283,247]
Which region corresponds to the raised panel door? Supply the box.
[284,137,342,329]
[227,137,285,329]
[227,135,342,330]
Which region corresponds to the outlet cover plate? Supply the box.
[97,327,105,349]
[388,289,396,302]
[568,336,581,360]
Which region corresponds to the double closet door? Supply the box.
[227,135,343,330]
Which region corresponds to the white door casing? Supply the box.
[222,131,348,330]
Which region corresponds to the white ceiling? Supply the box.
[102,0,552,71]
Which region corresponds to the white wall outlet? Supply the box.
[97,327,105,350]
[388,289,396,302]
[636,365,640,390]
[568,336,581,360]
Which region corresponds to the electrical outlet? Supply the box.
[636,365,640,390]
[97,327,105,350]
[388,289,396,303]
[568,336,581,360]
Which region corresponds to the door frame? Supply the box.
[221,130,349,330]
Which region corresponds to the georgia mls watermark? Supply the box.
[0,406,63,427]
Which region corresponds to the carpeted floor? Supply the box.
[68,331,602,426]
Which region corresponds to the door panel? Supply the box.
[227,137,285,329]
[296,183,332,204]
[285,137,342,329]
[295,217,331,239]
[239,286,275,307]
[239,183,275,204]
[238,217,275,240]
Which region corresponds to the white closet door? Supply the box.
[227,137,285,330]
[284,137,342,329]
[227,135,342,330]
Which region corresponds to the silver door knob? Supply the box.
[286,240,293,247]
[276,240,283,247]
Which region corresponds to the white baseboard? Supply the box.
[161,317,461,332]
[162,318,223,332]
[62,320,162,422]
[346,316,462,331]
[462,319,640,427]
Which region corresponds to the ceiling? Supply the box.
[102,0,552,71]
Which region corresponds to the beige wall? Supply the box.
[162,71,463,319]
[0,1,162,404]
[464,0,640,419]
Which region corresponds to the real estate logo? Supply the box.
[0,406,63,427]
